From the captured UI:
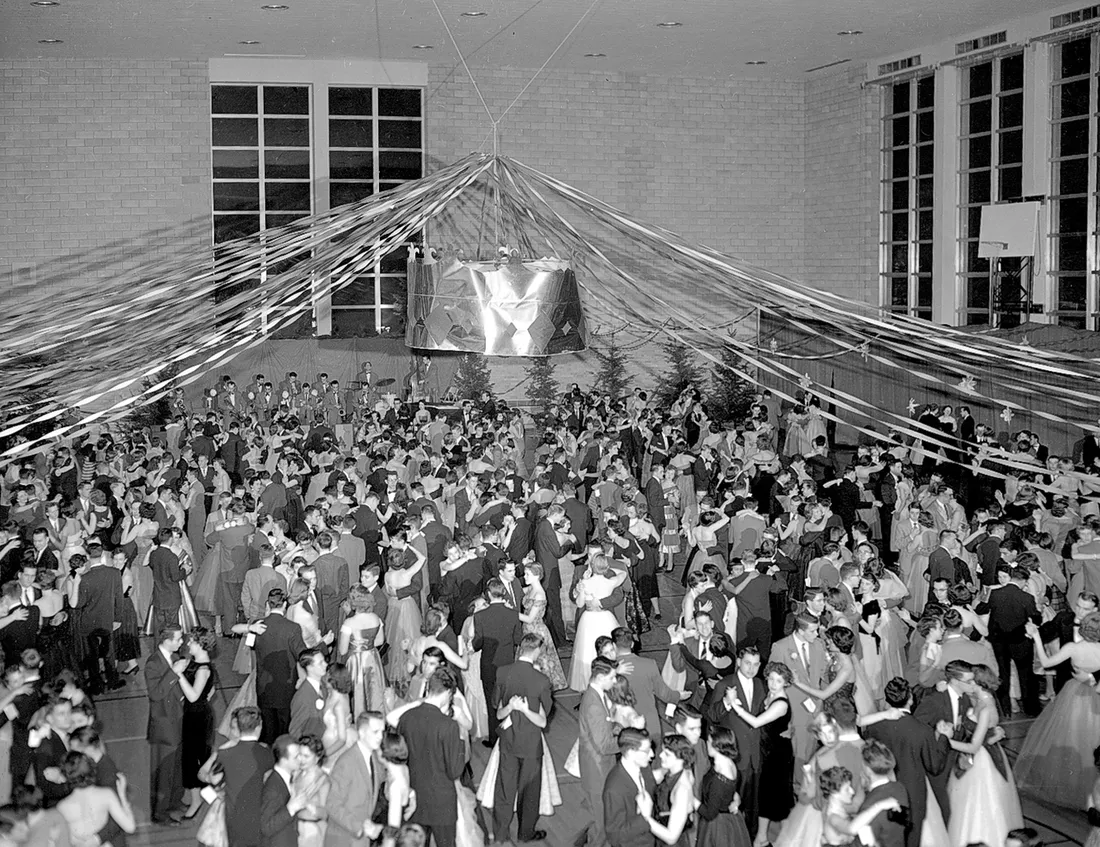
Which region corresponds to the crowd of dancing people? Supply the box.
[0,371,1098,847]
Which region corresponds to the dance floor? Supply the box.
[100,568,1088,847]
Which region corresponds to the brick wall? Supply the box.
[0,59,210,292]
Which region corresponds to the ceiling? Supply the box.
[0,0,1076,77]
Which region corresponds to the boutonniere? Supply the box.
[790,652,798,661]
[315,698,325,711]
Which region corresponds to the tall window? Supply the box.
[209,82,424,336]
[881,75,934,319]
[959,54,1025,325]
[1051,38,1093,328]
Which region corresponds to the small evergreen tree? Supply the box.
[593,341,630,401]
[655,342,702,407]
[524,356,559,424]
[127,361,181,432]
[452,353,493,400]
[710,345,756,424]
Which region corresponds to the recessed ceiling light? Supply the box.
[460,11,487,16]
[412,44,434,49]
[260,4,288,9]
[31,2,59,6]
[656,21,682,27]
[238,40,261,45]
[837,29,863,35]
[745,60,767,65]
[38,38,62,43]
[584,53,606,58]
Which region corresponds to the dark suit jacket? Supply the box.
[562,497,593,549]
[75,564,125,634]
[603,761,656,847]
[471,602,523,678]
[864,715,949,847]
[0,591,41,657]
[398,703,465,827]
[254,612,307,710]
[438,558,483,631]
[33,728,71,807]
[506,517,534,562]
[150,545,184,611]
[616,650,681,739]
[313,551,349,635]
[912,689,969,823]
[145,647,184,745]
[707,672,766,768]
[259,768,298,847]
[644,476,666,532]
[493,660,553,759]
[861,780,909,847]
[217,739,274,847]
[977,583,1039,643]
[289,679,327,739]
[533,519,565,577]
[1039,610,1076,690]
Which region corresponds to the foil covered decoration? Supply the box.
[405,250,588,356]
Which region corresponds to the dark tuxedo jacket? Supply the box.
[313,551,349,635]
[533,519,565,578]
[471,602,524,678]
[254,612,307,710]
[33,728,71,807]
[864,714,949,847]
[912,689,970,823]
[493,660,553,759]
[289,678,327,739]
[506,517,534,562]
[398,703,465,827]
[150,545,184,611]
[75,564,125,635]
[562,497,593,548]
[439,558,483,632]
[1039,610,1077,690]
[861,781,909,847]
[0,589,41,657]
[259,768,298,847]
[603,761,657,847]
[217,739,274,847]
[707,672,766,768]
[145,647,184,745]
[977,582,1039,643]
[1,675,43,780]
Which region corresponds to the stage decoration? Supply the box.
[406,248,587,355]
[907,399,918,416]
[956,375,977,395]
[1001,407,1015,425]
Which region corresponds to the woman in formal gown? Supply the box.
[638,734,696,846]
[384,545,427,696]
[287,578,328,650]
[337,585,385,717]
[903,511,938,614]
[819,766,900,847]
[459,597,489,740]
[380,730,416,830]
[181,629,217,820]
[945,665,1023,847]
[119,501,158,625]
[321,663,356,762]
[625,502,662,621]
[1015,612,1100,810]
[292,735,329,847]
[57,754,136,847]
[684,509,730,584]
[783,406,811,458]
[727,662,794,845]
[182,470,207,567]
[792,626,875,716]
[863,562,910,684]
[569,555,628,691]
[516,563,567,690]
[696,726,752,847]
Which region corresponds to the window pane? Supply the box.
[329,87,372,116]
[379,307,405,336]
[967,101,991,134]
[1000,54,1024,91]
[967,171,991,204]
[332,278,377,307]
[999,167,1022,202]
[917,76,934,109]
[919,242,933,272]
[917,144,934,175]
[968,62,993,98]
[917,111,934,142]
[378,120,422,149]
[213,182,260,212]
[918,210,933,241]
[967,136,991,169]
[212,85,258,115]
[1058,276,1087,310]
[999,93,1023,129]
[891,212,908,242]
[330,182,375,207]
[999,129,1023,165]
[213,149,259,179]
[966,243,989,273]
[265,213,309,230]
[265,181,311,212]
[265,149,310,179]
[379,276,406,306]
[891,180,909,209]
[1062,38,1091,78]
[212,117,258,147]
[329,119,373,148]
[967,278,990,308]
[892,116,909,146]
[918,177,934,208]
[330,150,373,180]
[890,277,908,307]
[379,151,422,181]
[966,206,982,238]
[1059,197,1088,233]
[379,182,405,193]
[1058,235,1088,270]
[380,249,408,274]
[331,309,377,336]
[892,148,909,178]
[213,214,261,243]
[264,118,310,147]
[263,86,309,115]
[1061,79,1091,118]
[378,88,422,117]
[1059,157,1089,194]
[916,276,933,307]
[891,244,908,273]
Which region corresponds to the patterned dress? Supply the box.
[522,589,567,690]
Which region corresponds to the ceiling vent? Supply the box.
[1052,5,1100,29]
[955,30,1008,55]
[877,54,921,76]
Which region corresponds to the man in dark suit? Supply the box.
[146,626,188,824]
[420,506,453,594]
[669,610,733,708]
[260,735,303,847]
[495,559,523,612]
[562,483,594,551]
[491,634,554,844]
[438,547,483,633]
[612,628,682,740]
[859,739,909,847]
[0,523,24,584]
[1,648,44,789]
[214,707,273,847]
[398,668,466,847]
[289,648,328,739]
[312,530,349,638]
[1041,590,1099,692]
[865,678,952,847]
[253,589,307,745]
[874,460,903,566]
[533,504,571,645]
[69,544,125,694]
[602,728,657,847]
[503,503,534,564]
[706,646,766,837]
[0,569,39,669]
[32,696,74,808]
[912,662,975,825]
[472,578,525,740]
[149,529,186,632]
[976,566,1041,716]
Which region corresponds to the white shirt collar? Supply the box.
[273,764,294,787]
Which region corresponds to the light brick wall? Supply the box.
[0,59,210,291]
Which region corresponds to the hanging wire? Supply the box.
[429,0,497,127]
